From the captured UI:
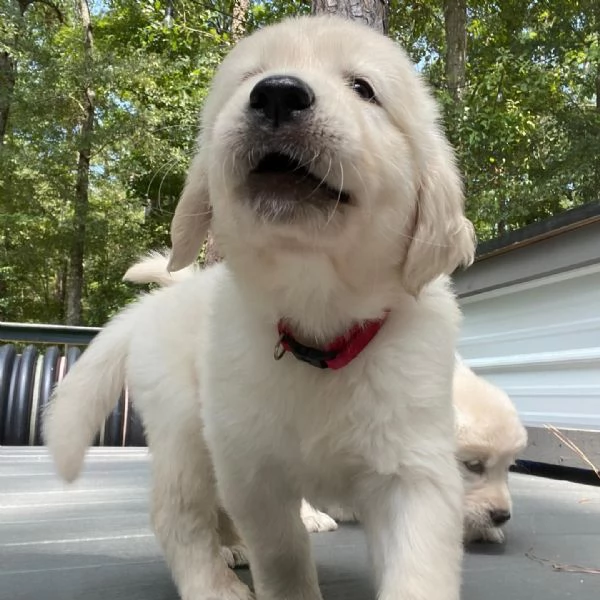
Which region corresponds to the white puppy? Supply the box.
[124,252,339,537]
[283,359,529,546]
[45,14,475,600]
[126,256,528,545]
[453,359,528,544]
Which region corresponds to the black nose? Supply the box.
[489,509,511,526]
[249,75,315,127]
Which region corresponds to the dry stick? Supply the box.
[544,424,600,480]
[524,427,600,574]
[525,548,600,575]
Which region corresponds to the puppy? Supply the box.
[45,14,475,600]
[126,256,527,545]
[453,359,527,544]
[124,253,339,536]
[294,359,528,546]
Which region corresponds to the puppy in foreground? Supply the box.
[45,15,475,600]
[127,254,528,546]
[454,359,528,544]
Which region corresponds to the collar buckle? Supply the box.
[274,335,287,360]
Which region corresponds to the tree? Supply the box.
[311,0,387,33]
[0,0,63,146]
[0,0,230,324]
[66,0,95,325]
[443,0,467,103]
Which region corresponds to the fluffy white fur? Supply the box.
[45,15,476,600]
[126,253,528,546]
[453,359,528,543]
[324,360,529,545]
[315,360,529,545]
[125,253,339,537]
[123,250,198,287]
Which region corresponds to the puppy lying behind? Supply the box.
[453,358,528,543]
[45,14,475,600]
[322,360,529,544]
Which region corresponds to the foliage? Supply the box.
[389,0,600,238]
[0,0,598,324]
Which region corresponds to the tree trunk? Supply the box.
[203,234,221,265]
[0,1,28,147]
[596,56,600,111]
[443,0,467,103]
[0,51,16,146]
[311,0,388,34]
[66,0,95,325]
[231,0,249,40]
[203,0,249,266]
[596,3,600,111]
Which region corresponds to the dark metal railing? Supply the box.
[0,322,101,346]
[0,322,146,448]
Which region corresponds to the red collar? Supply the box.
[274,312,390,370]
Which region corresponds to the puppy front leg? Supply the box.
[359,467,463,600]
[217,467,323,600]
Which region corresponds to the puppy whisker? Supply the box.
[325,160,344,228]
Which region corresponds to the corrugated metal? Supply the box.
[458,265,600,430]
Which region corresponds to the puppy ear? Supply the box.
[401,144,476,295]
[168,149,212,272]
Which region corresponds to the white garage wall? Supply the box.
[457,264,600,430]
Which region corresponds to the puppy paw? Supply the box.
[323,505,359,523]
[483,527,506,544]
[301,500,338,533]
[221,544,250,568]
[468,527,505,544]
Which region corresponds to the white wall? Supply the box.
[458,264,600,430]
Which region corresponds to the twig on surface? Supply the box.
[525,547,600,575]
[544,424,600,481]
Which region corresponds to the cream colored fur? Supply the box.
[123,250,198,287]
[453,359,527,543]
[124,252,339,537]
[126,253,527,546]
[317,360,529,545]
[45,15,476,600]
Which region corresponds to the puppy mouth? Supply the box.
[248,152,350,205]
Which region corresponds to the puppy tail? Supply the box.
[123,250,197,287]
[43,306,138,483]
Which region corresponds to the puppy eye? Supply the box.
[350,78,377,103]
[463,460,485,475]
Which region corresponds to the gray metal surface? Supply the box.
[521,427,600,471]
[451,217,600,299]
[1,447,599,600]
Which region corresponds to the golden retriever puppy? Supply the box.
[125,257,527,546]
[124,253,339,537]
[303,359,528,545]
[453,359,527,544]
[45,14,475,600]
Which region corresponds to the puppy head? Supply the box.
[169,15,475,296]
[453,362,527,543]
